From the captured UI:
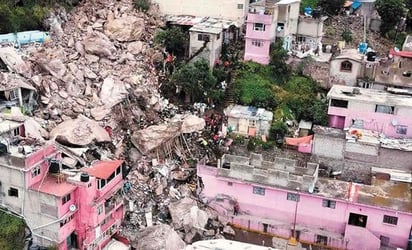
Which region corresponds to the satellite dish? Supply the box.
[391,119,398,126]
[69,204,77,212]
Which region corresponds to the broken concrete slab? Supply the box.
[0,47,31,76]
[50,114,111,146]
[181,115,206,134]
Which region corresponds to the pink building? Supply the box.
[0,120,126,249]
[244,0,301,64]
[197,153,412,250]
[327,85,412,138]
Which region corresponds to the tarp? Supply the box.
[285,135,313,146]
[351,1,361,9]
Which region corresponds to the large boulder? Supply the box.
[104,14,145,42]
[82,32,116,58]
[133,224,186,250]
[50,115,111,146]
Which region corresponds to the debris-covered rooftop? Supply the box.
[224,105,273,121]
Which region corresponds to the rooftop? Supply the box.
[312,125,345,138]
[0,72,36,91]
[188,239,280,250]
[224,105,273,121]
[30,175,77,197]
[165,15,238,34]
[374,50,412,88]
[82,160,124,179]
[316,177,412,213]
[189,18,238,34]
[327,85,412,107]
[217,153,318,192]
[333,48,364,62]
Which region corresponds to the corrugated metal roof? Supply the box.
[83,160,124,179]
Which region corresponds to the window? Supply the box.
[249,120,256,127]
[315,235,328,245]
[330,99,348,108]
[9,89,18,100]
[380,236,390,247]
[375,105,394,114]
[348,213,367,228]
[97,204,103,215]
[340,60,352,72]
[31,166,41,178]
[322,199,336,209]
[237,3,244,9]
[8,187,18,197]
[251,40,264,47]
[60,214,74,227]
[396,125,407,135]
[13,127,19,136]
[383,215,398,225]
[287,192,299,202]
[296,36,306,43]
[62,193,71,205]
[253,23,265,31]
[116,166,121,175]
[227,182,233,186]
[98,179,107,189]
[198,34,210,42]
[253,186,265,196]
[216,33,220,40]
[352,119,364,129]
[362,81,373,89]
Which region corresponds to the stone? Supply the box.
[84,67,98,80]
[223,225,235,236]
[83,32,116,58]
[104,14,145,42]
[127,41,145,55]
[75,41,85,56]
[85,54,99,63]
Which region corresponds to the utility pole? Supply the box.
[288,187,300,246]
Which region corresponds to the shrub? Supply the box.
[133,0,150,12]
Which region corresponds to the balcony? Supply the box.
[104,191,123,214]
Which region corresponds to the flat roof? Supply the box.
[276,0,300,5]
[327,85,412,107]
[82,160,124,179]
[189,18,238,34]
[0,119,21,134]
[333,48,364,62]
[313,125,345,138]
[316,177,412,213]
[30,175,77,197]
[189,239,280,250]
[165,15,206,26]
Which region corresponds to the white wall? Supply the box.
[0,166,24,213]
[189,31,222,67]
[152,0,249,23]
[329,59,363,86]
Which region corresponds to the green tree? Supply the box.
[318,0,345,15]
[300,0,319,12]
[269,39,291,84]
[312,99,329,125]
[0,211,25,250]
[155,26,187,56]
[232,62,277,109]
[170,59,218,103]
[375,0,406,35]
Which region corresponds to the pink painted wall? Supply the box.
[58,188,77,218]
[58,213,77,243]
[198,164,412,249]
[244,13,272,65]
[25,144,56,169]
[328,106,412,138]
[344,224,380,250]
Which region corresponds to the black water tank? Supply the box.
[80,173,90,182]
[366,51,376,62]
[49,160,60,173]
[222,162,231,169]
[312,7,322,19]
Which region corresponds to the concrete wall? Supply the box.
[376,148,412,171]
[152,0,249,23]
[189,31,222,68]
[198,164,412,249]
[328,105,412,138]
[329,59,363,86]
[312,134,345,159]
[0,166,24,213]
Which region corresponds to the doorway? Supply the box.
[348,213,368,228]
[263,223,268,233]
[67,231,78,249]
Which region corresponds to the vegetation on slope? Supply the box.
[0,210,25,250]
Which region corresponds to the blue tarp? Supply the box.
[352,1,362,10]
[0,30,50,46]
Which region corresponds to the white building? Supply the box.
[152,0,250,23]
